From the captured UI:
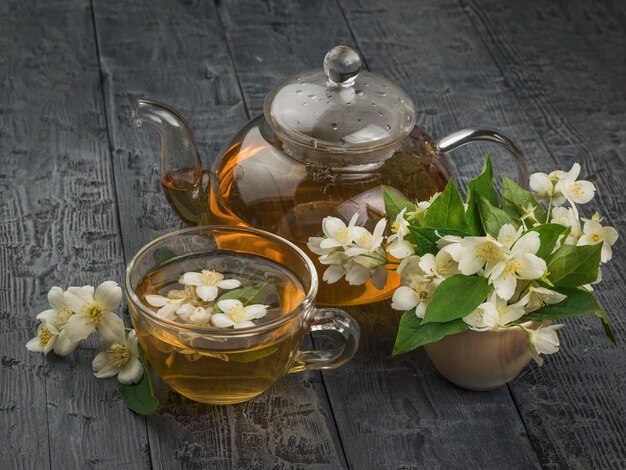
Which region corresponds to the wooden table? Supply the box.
[2,0,625,468]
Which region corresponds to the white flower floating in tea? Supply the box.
[212,299,268,329]
[309,156,619,366]
[144,269,269,328]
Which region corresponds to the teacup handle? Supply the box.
[437,127,529,188]
[288,308,360,373]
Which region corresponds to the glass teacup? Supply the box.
[125,226,360,405]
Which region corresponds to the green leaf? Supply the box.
[523,287,616,345]
[502,175,547,223]
[156,247,177,265]
[422,274,492,324]
[465,153,498,235]
[547,243,602,288]
[477,195,518,237]
[392,310,469,356]
[117,346,160,416]
[229,345,279,363]
[407,226,470,256]
[215,282,268,310]
[422,178,471,232]
[528,224,570,259]
[382,186,416,223]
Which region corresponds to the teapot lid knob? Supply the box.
[323,46,361,87]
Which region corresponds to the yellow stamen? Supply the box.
[477,242,501,262]
[106,344,130,368]
[228,305,247,323]
[38,327,52,347]
[82,302,105,324]
[201,270,222,286]
[335,227,349,242]
[505,260,523,276]
[590,233,602,244]
[570,182,584,198]
[57,307,73,322]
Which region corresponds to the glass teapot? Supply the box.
[132,46,527,307]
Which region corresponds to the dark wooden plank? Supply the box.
[460,0,626,468]
[0,0,150,468]
[217,1,541,468]
[92,0,347,468]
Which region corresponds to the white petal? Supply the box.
[197,285,219,302]
[177,303,194,315]
[233,321,256,329]
[345,264,370,286]
[370,267,388,290]
[517,254,547,280]
[47,286,66,309]
[497,224,520,247]
[415,302,428,318]
[373,218,387,240]
[492,273,517,301]
[245,304,268,320]
[144,294,169,307]
[603,226,619,245]
[94,281,122,311]
[345,246,369,257]
[323,265,345,284]
[189,307,211,324]
[458,251,485,275]
[92,351,116,377]
[179,272,204,286]
[391,286,419,311]
[397,255,422,275]
[217,279,241,290]
[387,239,414,259]
[117,357,144,385]
[217,299,243,314]
[319,238,344,249]
[322,217,346,239]
[62,314,95,342]
[36,309,58,324]
[26,337,44,353]
[156,302,180,320]
[96,312,125,344]
[418,254,438,276]
[441,243,465,262]
[211,313,235,328]
[43,336,57,355]
[601,243,613,263]
[513,231,541,256]
[529,172,552,196]
[52,327,79,357]
[63,286,94,313]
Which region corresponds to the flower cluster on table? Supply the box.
[308,154,618,365]
[26,268,271,414]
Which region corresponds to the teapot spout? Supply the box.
[131,99,209,225]
[131,99,202,182]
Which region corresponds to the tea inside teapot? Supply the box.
[132,46,526,306]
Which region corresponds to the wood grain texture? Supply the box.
[0,0,149,468]
[461,0,626,468]
[217,1,540,468]
[91,0,347,468]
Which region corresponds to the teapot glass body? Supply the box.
[159,114,450,306]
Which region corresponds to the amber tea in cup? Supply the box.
[126,226,360,405]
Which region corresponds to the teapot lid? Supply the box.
[263,46,416,156]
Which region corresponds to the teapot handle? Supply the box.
[436,127,529,188]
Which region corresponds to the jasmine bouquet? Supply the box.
[308,154,617,365]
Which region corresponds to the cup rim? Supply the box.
[125,225,318,335]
